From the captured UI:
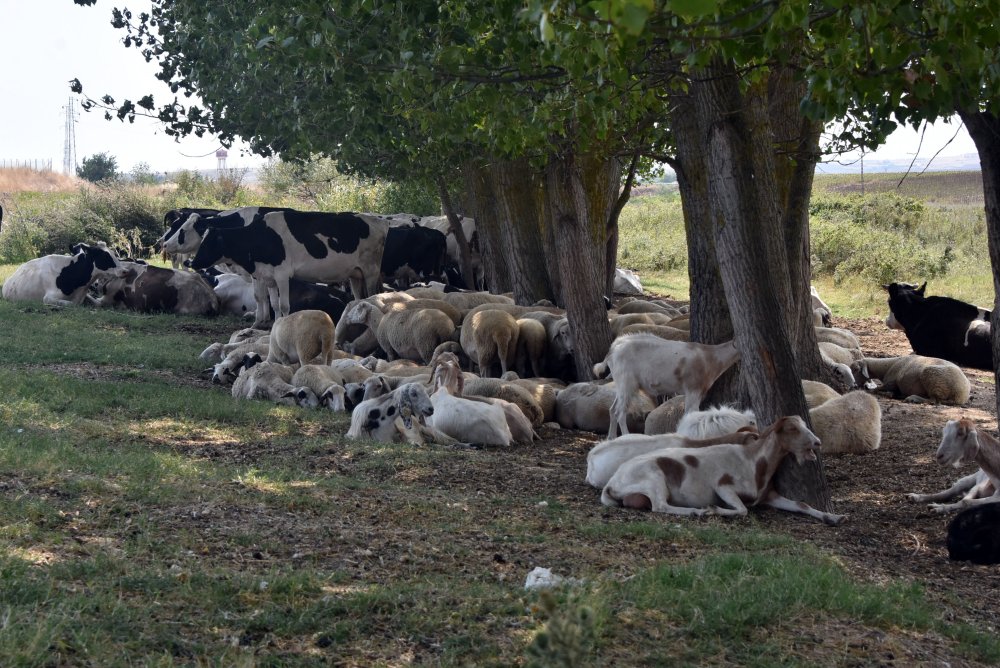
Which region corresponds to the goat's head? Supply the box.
[396,383,434,426]
[936,419,980,468]
[433,360,463,395]
[775,415,822,464]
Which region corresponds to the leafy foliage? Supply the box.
[76,152,119,183]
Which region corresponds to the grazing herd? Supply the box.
[3,207,1000,562]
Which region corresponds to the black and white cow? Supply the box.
[159,206,292,257]
[189,210,389,328]
[884,281,993,370]
[96,262,220,315]
[381,224,448,287]
[211,272,348,322]
[2,244,123,306]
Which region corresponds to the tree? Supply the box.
[76,152,119,182]
[70,0,671,380]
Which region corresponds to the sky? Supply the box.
[0,1,981,177]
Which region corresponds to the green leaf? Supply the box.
[669,0,718,19]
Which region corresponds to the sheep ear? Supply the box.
[456,372,465,395]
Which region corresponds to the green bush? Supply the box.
[617,191,687,272]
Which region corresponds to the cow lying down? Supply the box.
[601,415,845,525]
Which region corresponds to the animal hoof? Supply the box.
[825,513,846,526]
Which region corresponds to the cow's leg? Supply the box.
[251,279,272,328]
[274,274,292,319]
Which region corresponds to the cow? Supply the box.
[211,272,348,321]
[2,243,123,306]
[96,261,220,315]
[158,208,222,268]
[884,281,992,370]
[381,224,447,287]
[189,210,389,328]
[158,206,292,257]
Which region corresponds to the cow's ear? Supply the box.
[881,283,891,291]
[917,282,926,295]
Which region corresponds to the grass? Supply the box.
[0,297,999,664]
[621,171,993,314]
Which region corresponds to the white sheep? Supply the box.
[586,429,761,488]
[907,419,1000,513]
[461,375,545,427]
[609,312,674,337]
[266,309,336,367]
[676,405,757,440]
[210,340,271,384]
[619,323,689,342]
[615,300,681,317]
[427,360,512,446]
[330,358,375,385]
[461,309,519,377]
[851,355,970,405]
[499,374,562,423]
[814,326,862,352]
[442,290,514,311]
[809,390,881,454]
[801,379,840,409]
[291,364,348,411]
[231,360,320,408]
[820,348,856,389]
[811,285,832,326]
[387,297,463,326]
[515,318,547,378]
[643,396,687,435]
[200,334,272,364]
[818,341,862,367]
[350,301,456,364]
[594,334,741,439]
[555,382,656,434]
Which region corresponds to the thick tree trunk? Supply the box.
[959,110,1000,420]
[669,90,740,405]
[464,163,511,293]
[544,150,618,380]
[692,63,831,510]
[489,159,557,304]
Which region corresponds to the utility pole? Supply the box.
[63,97,79,175]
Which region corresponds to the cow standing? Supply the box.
[189,210,388,328]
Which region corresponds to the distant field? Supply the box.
[620,170,991,316]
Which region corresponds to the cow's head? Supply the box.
[189,228,226,270]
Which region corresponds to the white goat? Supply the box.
[586,429,760,489]
[676,405,757,440]
[601,415,845,525]
[346,382,455,445]
[593,334,741,439]
[907,419,1000,513]
[427,360,512,446]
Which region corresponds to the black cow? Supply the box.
[190,210,388,328]
[381,224,447,287]
[884,281,992,370]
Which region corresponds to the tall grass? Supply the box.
[617,172,992,314]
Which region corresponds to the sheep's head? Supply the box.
[936,419,979,468]
[321,385,346,412]
[362,375,392,402]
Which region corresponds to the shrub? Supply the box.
[617,192,687,272]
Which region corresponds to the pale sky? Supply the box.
[0,1,981,177]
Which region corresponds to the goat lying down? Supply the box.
[601,415,845,525]
[586,428,760,489]
[346,382,457,446]
[907,419,1000,513]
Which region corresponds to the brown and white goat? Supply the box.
[601,415,846,525]
[593,333,740,439]
[907,419,1000,513]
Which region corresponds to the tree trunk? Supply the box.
[464,162,511,293]
[543,150,618,380]
[959,110,1000,420]
[604,152,640,298]
[692,62,831,510]
[436,177,478,292]
[488,159,557,304]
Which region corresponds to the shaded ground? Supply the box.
[21,315,1000,664]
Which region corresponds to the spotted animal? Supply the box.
[2,243,123,306]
